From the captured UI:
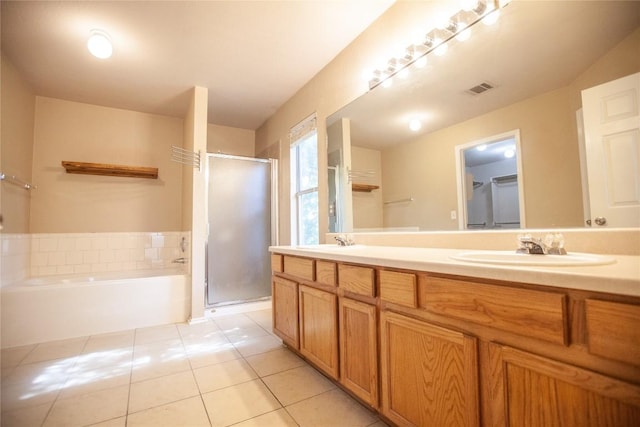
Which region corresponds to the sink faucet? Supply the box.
[335,234,355,246]
[516,233,567,255]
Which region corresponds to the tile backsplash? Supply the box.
[1,233,31,286]
[1,231,190,286]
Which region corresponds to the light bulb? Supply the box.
[482,9,500,25]
[409,119,422,131]
[504,148,515,158]
[476,144,487,151]
[398,68,410,79]
[415,56,428,68]
[88,30,112,59]
[456,27,471,41]
[434,41,448,56]
[461,0,478,11]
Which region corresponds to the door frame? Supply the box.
[454,129,526,230]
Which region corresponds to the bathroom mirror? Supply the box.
[327,0,640,232]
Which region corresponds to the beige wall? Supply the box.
[352,146,382,229]
[569,27,640,113]
[31,97,184,233]
[1,54,35,233]
[207,123,254,157]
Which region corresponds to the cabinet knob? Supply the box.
[594,216,607,226]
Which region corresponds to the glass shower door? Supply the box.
[207,154,273,306]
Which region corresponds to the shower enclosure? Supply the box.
[206,154,277,306]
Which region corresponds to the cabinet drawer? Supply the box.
[271,254,283,273]
[585,299,640,366]
[379,270,417,308]
[419,276,567,345]
[284,256,315,281]
[316,260,337,287]
[338,264,375,297]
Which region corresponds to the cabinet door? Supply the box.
[339,298,378,408]
[487,343,640,427]
[380,311,479,427]
[299,285,339,379]
[272,276,299,348]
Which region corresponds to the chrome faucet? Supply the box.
[335,234,355,246]
[516,233,567,255]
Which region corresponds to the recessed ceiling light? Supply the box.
[409,119,422,131]
[88,30,112,59]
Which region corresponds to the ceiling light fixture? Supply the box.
[409,119,422,131]
[367,0,509,90]
[87,29,113,59]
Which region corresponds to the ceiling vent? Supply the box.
[466,82,494,95]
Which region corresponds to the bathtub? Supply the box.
[1,269,191,348]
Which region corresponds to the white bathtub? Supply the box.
[1,269,191,348]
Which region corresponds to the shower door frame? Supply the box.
[205,153,278,308]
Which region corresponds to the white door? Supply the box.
[582,72,640,227]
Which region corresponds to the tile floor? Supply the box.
[1,307,387,427]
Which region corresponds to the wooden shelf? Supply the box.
[352,183,379,192]
[61,161,158,179]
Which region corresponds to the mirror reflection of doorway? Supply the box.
[456,130,525,230]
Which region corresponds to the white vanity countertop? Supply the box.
[269,245,640,297]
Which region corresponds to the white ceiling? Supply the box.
[1,0,395,130]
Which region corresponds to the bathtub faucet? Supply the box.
[172,257,188,264]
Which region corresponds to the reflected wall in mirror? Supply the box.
[456,130,524,230]
[327,1,640,232]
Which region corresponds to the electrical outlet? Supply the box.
[450,210,457,220]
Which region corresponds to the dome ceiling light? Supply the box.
[87,29,113,59]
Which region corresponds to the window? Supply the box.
[290,115,319,245]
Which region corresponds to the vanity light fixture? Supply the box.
[367,0,508,90]
[87,29,112,59]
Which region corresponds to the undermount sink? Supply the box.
[450,250,616,267]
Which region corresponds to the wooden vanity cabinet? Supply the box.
[272,276,299,348]
[298,284,339,379]
[271,251,640,427]
[339,297,378,408]
[337,263,379,407]
[487,343,640,426]
[380,310,480,427]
